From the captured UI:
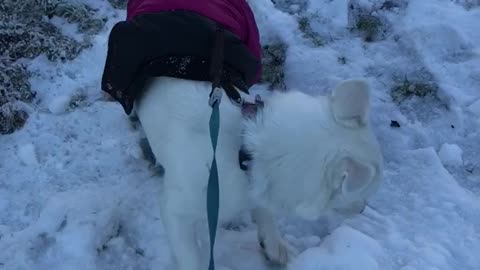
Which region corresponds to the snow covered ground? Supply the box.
[1,0,479,269]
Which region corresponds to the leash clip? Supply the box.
[209,87,223,107]
[255,94,264,108]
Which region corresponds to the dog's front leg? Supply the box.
[162,208,204,270]
[251,207,297,265]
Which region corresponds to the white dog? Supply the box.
[134,77,384,270]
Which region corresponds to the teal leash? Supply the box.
[206,23,248,268]
[207,25,224,270]
[207,88,222,270]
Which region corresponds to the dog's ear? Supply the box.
[340,157,374,194]
[330,79,370,128]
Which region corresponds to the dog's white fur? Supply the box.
[134,77,384,270]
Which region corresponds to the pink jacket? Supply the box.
[127,0,262,83]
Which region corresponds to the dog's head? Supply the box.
[243,79,383,220]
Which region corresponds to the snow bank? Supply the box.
[438,143,464,166]
[288,226,383,270]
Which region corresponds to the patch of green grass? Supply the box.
[68,92,90,110]
[355,15,383,42]
[298,16,324,47]
[0,0,106,135]
[52,2,106,34]
[391,77,439,103]
[107,0,127,9]
[0,59,35,134]
[298,16,310,33]
[261,42,288,90]
[0,105,29,135]
[0,0,105,62]
[0,60,35,107]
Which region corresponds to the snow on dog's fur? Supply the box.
[134,77,384,270]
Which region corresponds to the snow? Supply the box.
[1,0,479,270]
[17,143,39,166]
[288,226,384,270]
[438,143,464,167]
[48,95,72,114]
[468,99,480,116]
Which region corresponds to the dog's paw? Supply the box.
[259,235,297,265]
